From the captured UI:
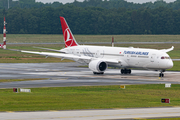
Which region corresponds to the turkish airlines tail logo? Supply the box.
[60,17,78,48]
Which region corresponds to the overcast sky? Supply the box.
[36,0,176,4]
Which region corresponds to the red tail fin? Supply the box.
[60,17,78,48]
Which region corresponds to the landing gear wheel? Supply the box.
[159,73,164,77]
[121,69,131,74]
[121,69,124,74]
[93,72,97,74]
[93,72,104,75]
[128,69,131,74]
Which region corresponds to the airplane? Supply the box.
[7,17,175,77]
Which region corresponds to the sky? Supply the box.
[36,0,176,4]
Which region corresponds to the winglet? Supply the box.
[60,17,78,48]
[160,46,174,53]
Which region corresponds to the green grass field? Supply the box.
[0,84,179,112]
[0,78,47,83]
[1,34,180,43]
[150,118,180,120]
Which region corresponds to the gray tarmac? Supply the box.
[0,107,180,120]
[0,63,180,88]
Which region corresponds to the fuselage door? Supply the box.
[150,54,159,69]
[151,54,156,62]
[75,49,80,56]
[95,50,104,58]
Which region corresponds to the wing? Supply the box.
[33,46,65,53]
[19,50,119,64]
[159,46,180,61]
[160,46,174,53]
[21,50,91,60]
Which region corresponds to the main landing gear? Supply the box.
[121,69,131,74]
[93,72,104,75]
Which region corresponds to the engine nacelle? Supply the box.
[88,60,107,73]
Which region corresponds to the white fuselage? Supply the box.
[61,45,173,70]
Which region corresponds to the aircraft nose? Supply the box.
[167,60,173,69]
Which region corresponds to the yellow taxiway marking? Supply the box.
[6,111,14,113]
[49,110,59,112]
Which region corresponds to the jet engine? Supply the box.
[88,60,107,73]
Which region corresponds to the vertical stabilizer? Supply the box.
[60,17,78,48]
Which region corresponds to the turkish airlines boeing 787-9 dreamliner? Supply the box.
[11,17,175,77]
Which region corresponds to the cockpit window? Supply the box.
[161,56,170,59]
[161,57,164,59]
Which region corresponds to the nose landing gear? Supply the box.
[159,72,164,77]
[159,70,165,77]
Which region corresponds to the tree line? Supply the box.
[0,0,180,34]
[73,0,180,10]
[1,0,180,10]
[0,0,63,9]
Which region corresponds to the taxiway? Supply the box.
[0,107,180,120]
[0,63,180,88]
